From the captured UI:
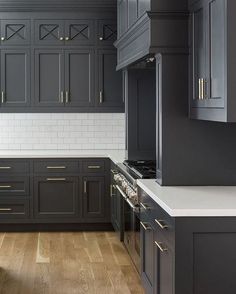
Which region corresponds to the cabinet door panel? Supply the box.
[65,49,94,107]
[141,213,154,294]
[34,176,77,218]
[65,20,95,46]
[118,0,128,38]
[34,20,64,45]
[1,49,30,107]
[82,176,105,219]
[206,0,225,107]
[34,50,64,107]
[98,50,123,108]
[1,19,30,46]
[98,20,117,46]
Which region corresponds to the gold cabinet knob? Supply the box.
[99,37,103,41]
[1,37,5,41]
[65,37,70,41]
[59,37,64,41]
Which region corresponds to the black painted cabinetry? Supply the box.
[0,3,124,113]
[0,158,110,225]
[189,0,236,122]
[139,186,236,294]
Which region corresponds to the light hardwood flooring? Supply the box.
[0,232,144,294]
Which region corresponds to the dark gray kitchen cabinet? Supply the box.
[140,212,155,294]
[82,176,105,220]
[117,0,128,38]
[0,49,30,107]
[1,19,30,46]
[34,176,78,218]
[98,20,117,46]
[65,20,95,46]
[0,199,30,219]
[189,0,236,122]
[64,49,95,107]
[34,19,64,46]
[34,49,64,107]
[98,50,123,108]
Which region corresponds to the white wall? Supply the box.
[0,113,125,150]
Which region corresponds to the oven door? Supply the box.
[116,185,141,273]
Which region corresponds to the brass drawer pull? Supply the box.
[155,219,168,230]
[155,241,168,253]
[1,91,5,103]
[65,91,69,103]
[0,185,11,189]
[46,178,66,181]
[46,166,66,169]
[140,202,149,210]
[88,165,101,169]
[0,208,12,211]
[140,221,152,231]
[0,167,12,169]
[84,181,87,194]
[99,91,103,103]
[60,91,64,103]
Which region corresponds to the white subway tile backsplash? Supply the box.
[0,113,125,150]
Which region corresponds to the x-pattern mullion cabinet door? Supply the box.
[34,20,64,46]
[64,49,95,107]
[1,19,30,46]
[64,20,95,46]
[97,20,117,46]
[0,49,31,108]
[34,49,65,107]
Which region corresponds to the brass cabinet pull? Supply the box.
[0,208,12,211]
[60,91,64,103]
[198,78,201,100]
[1,91,5,103]
[59,37,64,41]
[88,165,101,169]
[140,221,152,231]
[84,181,87,194]
[0,167,12,169]
[99,91,103,103]
[201,78,204,100]
[155,219,168,230]
[46,178,66,181]
[46,166,66,169]
[65,37,70,41]
[0,185,11,189]
[155,241,168,253]
[1,37,5,41]
[65,91,69,103]
[140,202,149,210]
[99,37,103,41]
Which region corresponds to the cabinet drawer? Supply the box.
[140,189,175,243]
[33,160,79,173]
[0,161,30,174]
[0,177,30,196]
[82,161,105,173]
[0,199,29,219]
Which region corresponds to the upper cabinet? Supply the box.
[189,0,236,122]
[0,5,124,113]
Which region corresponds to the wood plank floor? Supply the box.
[0,232,144,294]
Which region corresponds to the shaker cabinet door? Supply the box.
[34,49,64,107]
[98,50,123,108]
[64,49,95,107]
[34,176,78,218]
[0,49,30,107]
[34,20,64,45]
[82,176,105,220]
[1,19,30,46]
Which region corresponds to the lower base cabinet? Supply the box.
[139,187,236,294]
[34,176,78,218]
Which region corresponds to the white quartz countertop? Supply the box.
[137,179,236,217]
[0,150,125,164]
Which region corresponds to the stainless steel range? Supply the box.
[113,160,156,273]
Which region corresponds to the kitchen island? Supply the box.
[137,179,236,294]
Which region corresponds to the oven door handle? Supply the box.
[116,185,127,200]
[116,185,139,212]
